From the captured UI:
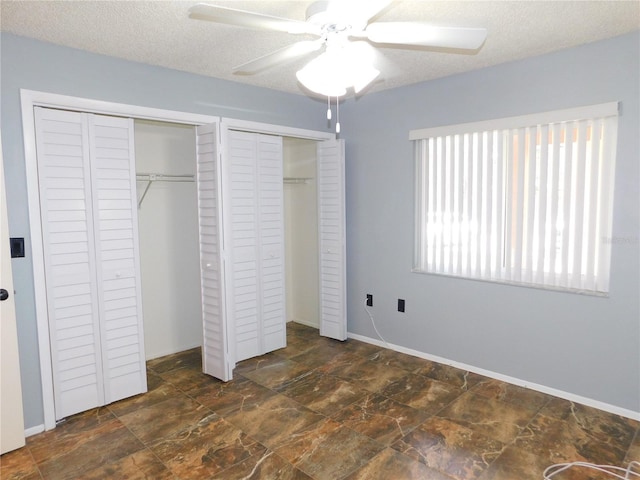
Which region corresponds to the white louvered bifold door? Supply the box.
[225,130,261,362]
[196,123,232,381]
[257,135,286,353]
[35,107,146,420]
[35,108,104,420]
[223,130,286,363]
[88,115,146,403]
[317,139,347,341]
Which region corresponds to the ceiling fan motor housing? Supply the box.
[306,1,354,33]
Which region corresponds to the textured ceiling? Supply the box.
[1,0,639,97]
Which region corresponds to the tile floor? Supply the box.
[2,322,639,480]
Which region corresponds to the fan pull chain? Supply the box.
[326,96,340,134]
[336,96,341,134]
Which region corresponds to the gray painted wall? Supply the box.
[1,33,327,429]
[2,31,638,430]
[341,31,639,413]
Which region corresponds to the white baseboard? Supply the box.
[347,331,640,421]
[25,424,45,437]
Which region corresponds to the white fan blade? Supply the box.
[189,3,321,35]
[233,40,323,75]
[327,0,394,28]
[365,22,487,50]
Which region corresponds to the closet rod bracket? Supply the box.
[136,173,195,209]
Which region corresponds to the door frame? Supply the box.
[21,89,334,431]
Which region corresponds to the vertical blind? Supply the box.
[411,102,619,294]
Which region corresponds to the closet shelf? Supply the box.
[136,173,195,208]
[284,177,313,185]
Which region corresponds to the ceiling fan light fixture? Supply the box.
[296,53,347,97]
[343,41,380,93]
[296,41,379,97]
[352,66,380,94]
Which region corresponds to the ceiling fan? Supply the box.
[189,0,487,98]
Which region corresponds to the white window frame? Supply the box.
[411,102,619,296]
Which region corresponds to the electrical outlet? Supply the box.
[10,237,25,258]
[366,294,373,307]
[398,299,405,313]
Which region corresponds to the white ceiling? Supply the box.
[1,0,639,97]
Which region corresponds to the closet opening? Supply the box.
[134,120,202,360]
[133,127,327,363]
[283,137,320,330]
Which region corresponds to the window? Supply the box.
[411,103,619,295]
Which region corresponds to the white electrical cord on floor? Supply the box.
[543,461,640,479]
[363,297,389,348]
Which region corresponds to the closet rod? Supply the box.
[284,177,313,184]
[136,173,195,209]
[136,173,195,181]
